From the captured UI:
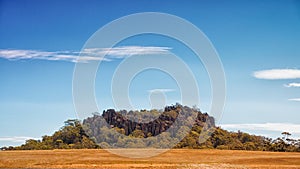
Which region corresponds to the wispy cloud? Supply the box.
[82,46,171,58]
[253,69,300,80]
[221,123,300,134]
[0,46,171,63]
[0,49,81,62]
[0,136,40,143]
[284,83,300,88]
[288,98,300,102]
[147,88,175,93]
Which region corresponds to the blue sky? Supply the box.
[1,0,300,146]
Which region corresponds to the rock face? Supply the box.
[100,105,215,137]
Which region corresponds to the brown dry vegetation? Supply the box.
[1,149,300,169]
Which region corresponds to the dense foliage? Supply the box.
[2,105,300,152]
[82,104,215,148]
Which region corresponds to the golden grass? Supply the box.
[0,149,300,168]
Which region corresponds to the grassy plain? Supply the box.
[1,149,300,169]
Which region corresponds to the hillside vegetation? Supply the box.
[2,104,300,152]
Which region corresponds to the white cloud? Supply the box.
[220,123,300,134]
[0,136,40,143]
[253,69,300,80]
[284,83,300,88]
[0,49,84,62]
[82,46,171,58]
[288,98,300,102]
[0,46,171,63]
[148,88,175,93]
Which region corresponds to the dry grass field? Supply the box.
[0,149,300,169]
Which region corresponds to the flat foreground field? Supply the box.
[1,149,300,169]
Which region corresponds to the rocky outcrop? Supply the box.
[99,105,215,137]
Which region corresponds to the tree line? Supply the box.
[1,105,300,152]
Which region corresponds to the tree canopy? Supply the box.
[2,105,299,152]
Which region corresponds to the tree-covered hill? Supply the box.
[2,104,300,152]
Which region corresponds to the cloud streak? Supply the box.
[0,46,171,63]
[82,46,171,58]
[288,98,300,102]
[147,88,175,93]
[0,49,81,62]
[221,123,300,134]
[284,83,300,88]
[253,69,300,80]
[0,136,40,143]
